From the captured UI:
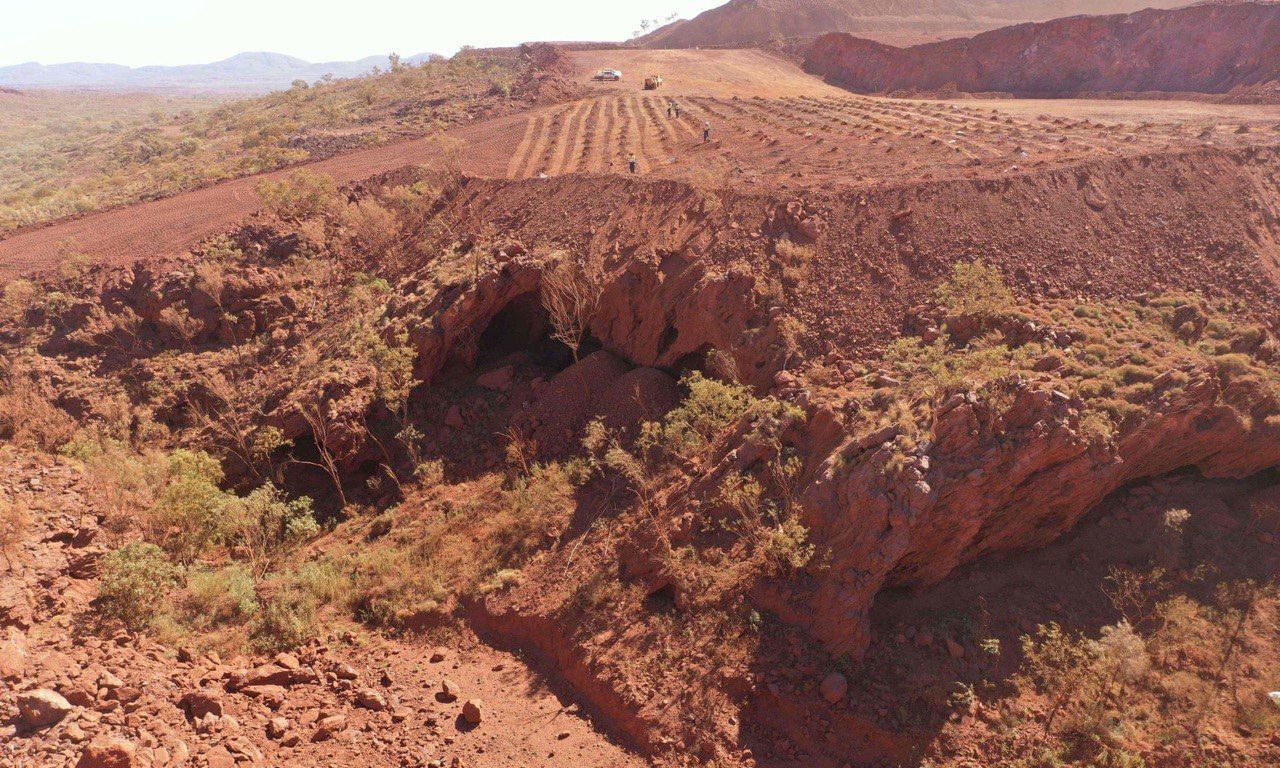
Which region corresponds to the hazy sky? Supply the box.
[4,0,724,67]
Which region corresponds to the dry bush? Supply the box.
[774,239,816,288]
[339,198,399,259]
[540,253,604,361]
[0,362,76,452]
[257,170,339,222]
[0,497,30,571]
[63,436,167,537]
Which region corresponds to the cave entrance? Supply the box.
[475,291,587,370]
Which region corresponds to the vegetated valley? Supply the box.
[2,5,1280,768]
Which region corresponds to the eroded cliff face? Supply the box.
[793,366,1280,656]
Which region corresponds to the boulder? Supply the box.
[179,688,224,720]
[267,717,289,740]
[313,715,346,741]
[18,688,74,728]
[97,671,124,689]
[228,663,317,690]
[476,365,514,392]
[75,736,135,768]
[0,629,26,680]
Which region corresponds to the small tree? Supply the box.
[98,543,179,631]
[295,401,349,509]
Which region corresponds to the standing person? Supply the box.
[628,153,638,174]
[703,121,712,143]
[666,103,673,118]
[673,102,681,119]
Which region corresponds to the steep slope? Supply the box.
[637,0,1187,49]
[805,2,1280,98]
[0,51,437,92]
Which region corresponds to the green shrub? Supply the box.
[763,516,814,574]
[177,563,260,630]
[654,371,758,457]
[252,587,317,651]
[151,449,232,565]
[225,483,317,575]
[98,542,179,631]
[934,261,1014,316]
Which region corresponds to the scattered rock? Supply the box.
[274,652,301,671]
[946,638,966,659]
[356,688,388,711]
[267,717,289,739]
[203,745,235,768]
[461,699,484,725]
[440,678,460,702]
[313,715,347,741]
[819,672,848,704]
[97,671,124,689]
[61,722,87,742]
[178,688,223,720]
[444,406,465,429]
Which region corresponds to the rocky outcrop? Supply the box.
[792,367,1280,656]
[804,4,1280,98]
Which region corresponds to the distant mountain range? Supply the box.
[803,2,1280,98]
[0,51,438,92]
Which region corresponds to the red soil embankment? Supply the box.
[440,144,1280,366]
[805,3,1280,99]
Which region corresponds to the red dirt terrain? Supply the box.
[4,29,1280,768]
[0,448,644,768]
[4,47,1279,285]
[636,0,1186,49]
[805,2,1280,99]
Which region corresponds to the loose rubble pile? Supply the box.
[0,448,641,768]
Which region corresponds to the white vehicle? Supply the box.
[593,69,623,82]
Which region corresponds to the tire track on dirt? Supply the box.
[506,114,542,179]
[546,101,585,176]
[596,96,620,174]
[639,96,678,168]
[556,100,592,175]
[624,96,656,173]
[576,100,604,174]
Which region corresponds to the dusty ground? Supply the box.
[0,447,645,768]
[2,47,1277,284]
